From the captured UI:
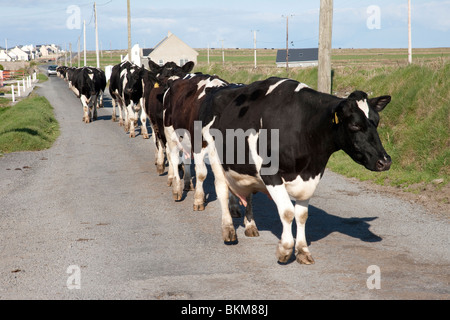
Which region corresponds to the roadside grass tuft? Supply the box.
[0,93,60,155]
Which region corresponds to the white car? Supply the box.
[47,65,58,76]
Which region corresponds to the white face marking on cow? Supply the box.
[265,79,289,96]
[283,174,321,201]
[294,83,309,92]
[88,73,94,81]
[357,99,370,118]
[120,68,128,79]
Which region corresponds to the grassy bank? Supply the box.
[0,93,60,155]
[194,60,449,189]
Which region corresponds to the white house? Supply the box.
[141,31,198,69]
[122,43,143,66]
[0,50,12,62]
[9,46,29,61]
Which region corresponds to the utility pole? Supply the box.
[207,44,210,65]
[282,15,293,72]
[69,43,72,67]
[78,36,81,67]
[127,0,132,61]
[83,20,87,66]
[318,0,333,94]
[252,30,258,69]
[94,2,100,68]
[221,40,225,66]
[408,0,412,64]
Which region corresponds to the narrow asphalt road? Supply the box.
[0,73,448,300]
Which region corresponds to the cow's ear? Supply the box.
[148,59,162,73]
[182,61,195,73]
[331,100,346,125]
[369,95,391,112]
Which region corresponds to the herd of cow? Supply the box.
[56,60,392,265]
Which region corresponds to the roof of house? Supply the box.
[146,31,198,57]
[276,48,319,63]
[142,48,154,57]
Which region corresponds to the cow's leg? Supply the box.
[294,200,314,264]
[139,102,149,139]
[80,95,90,123]
[183,162,194,191]
[118,100,125,127]
[193,149,207,211]
[228,192,242,218]
[111,98,117,122]
[156,139,166,175]
[243,194,259,237]
[126,104,137,137]
[266,184,295,263]
[208,145,236,243]
[98,91,104,108]
[203,120,236,242]
[166,142,174,186]
[91,94,98,121]
[165,127,183,199]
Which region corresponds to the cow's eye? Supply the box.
[349,123,362,132]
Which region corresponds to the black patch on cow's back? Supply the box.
[235,94,247,106]
[238,106,249,118]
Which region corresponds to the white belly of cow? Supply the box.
[283,175,321,201]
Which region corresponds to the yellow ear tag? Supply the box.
[333,112,339,124]
[154,83,160,88]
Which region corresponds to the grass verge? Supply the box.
[0,93,60,155]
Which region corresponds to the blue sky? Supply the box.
[1,0,449,50]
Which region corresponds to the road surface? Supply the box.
[0,71,448,300]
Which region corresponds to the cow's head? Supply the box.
[84,68,98,97]
[124,65,144,99]
[334,91,392,172]
[148,59,194,83]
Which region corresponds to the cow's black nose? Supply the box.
[376,156,392,171]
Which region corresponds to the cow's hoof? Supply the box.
[129,132,135,138]
[296,249,315,265]
[193,203,205,211]
[142,134,149,139]
[222,225,237,243]
[173,192,182,201]
[156,166,165,175]
[276,241,293,263]
[244,225,260,237]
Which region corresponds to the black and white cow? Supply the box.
[163,73,229,210]
[69,67,106,123]
[143,60,194,177]
[199,77,391,264]
[109,61,150,138]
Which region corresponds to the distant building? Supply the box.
[0,50,12,62]
[276,48,319,68]
[141,31,199,69]
[8,46,29,61]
